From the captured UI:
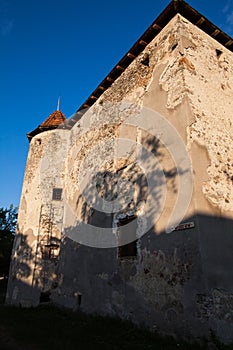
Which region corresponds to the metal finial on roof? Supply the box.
[57,96,60,111]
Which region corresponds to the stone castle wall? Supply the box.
[6,14,233,344]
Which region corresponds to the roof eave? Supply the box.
[27,123,69,142]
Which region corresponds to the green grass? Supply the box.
[0,280,232,350]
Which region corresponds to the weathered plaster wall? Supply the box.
[6,129,69,306]
[151,15,233,215]
[182,21,233,214]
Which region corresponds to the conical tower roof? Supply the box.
[40,110,67,128]
[27,107,68,141]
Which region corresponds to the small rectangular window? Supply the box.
[52,188,62,201]
[118,215,137,259]
[118,241,137,258]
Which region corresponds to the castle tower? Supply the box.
[7,0,233,344]
[6,106,69,305]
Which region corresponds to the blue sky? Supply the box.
[0,0,233,209]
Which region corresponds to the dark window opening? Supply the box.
[171,43,178,51]
[52,188,62,201]
[78,294,82,306]
[40,291,51,303]
[118,214,136,226]
[141,55,150,67]
[216,49,222,58]
[118,215,137,259]
[118,240,137,258]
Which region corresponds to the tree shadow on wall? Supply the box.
[68,131,188,241]
[6,130,190,308]
[8,233,32,280]
[6,233,34,305]
[8,229,66,306]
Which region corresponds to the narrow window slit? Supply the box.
[118,215,137,259]
[171,43,178,51]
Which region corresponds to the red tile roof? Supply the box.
[27,110,68,141]
[40,110,67,127]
